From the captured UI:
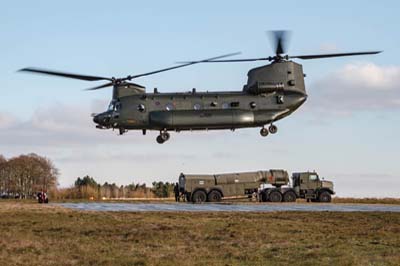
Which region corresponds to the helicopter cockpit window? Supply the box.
[137,104,146,112]
[276,95,284,104]
[115,102,122,111]
[108,102,116,111]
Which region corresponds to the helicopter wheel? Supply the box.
[156,135,165,144]
[260,127,269,137]
[269,124,278,134]
[161,132,170,141]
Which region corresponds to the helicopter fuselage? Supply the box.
[94,89,307,131]
[93,61,308,141]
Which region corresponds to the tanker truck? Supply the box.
[178,170,335,203]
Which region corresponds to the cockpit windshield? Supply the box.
[108,102,115,111]
[108,100,121,112]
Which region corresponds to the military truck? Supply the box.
[179,170,334,203]
[259,171,335,203]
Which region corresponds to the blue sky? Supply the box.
[1,0,399,197]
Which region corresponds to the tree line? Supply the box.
[0,153,58,198]
[0,153,176,200]
[55,176,175,199]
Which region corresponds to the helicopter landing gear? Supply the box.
[268,124,278,134]
[156,130,170,144]
[119,128,128,135]
[260,127,269,137]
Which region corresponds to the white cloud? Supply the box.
[0,112,18,128]
[308,63,400,112]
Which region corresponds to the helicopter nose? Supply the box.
[93,114,100,124]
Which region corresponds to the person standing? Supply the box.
[174,183,180,202]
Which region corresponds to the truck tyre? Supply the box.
[319,191,331,203]
[260,192,268,202]
[269,191,282,202]
[207,190,222,202]
[192,190,207,203]
[283,191,296,202]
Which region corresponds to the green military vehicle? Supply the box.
[179,170,335,203]
[259,171,335,203]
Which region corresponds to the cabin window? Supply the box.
[309,174,318,181]
[249,102,256,109]
[222,103,230,109]
[210,101,218,107]
[230,102,240,107]
[165,103,174,111]
[115,102,122,111]
[137,104,146,112]
[193,103,202,110]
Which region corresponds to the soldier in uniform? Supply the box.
[174,183,180,202]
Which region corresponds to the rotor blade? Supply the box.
[124,82,145,89]
[128,52,241,79]
[268,30,290,55]
[177,57,272,63]
[289,51,382,60]
[85,82,114,91]
[19,67,112,81]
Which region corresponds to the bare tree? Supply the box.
[0,154,59,198]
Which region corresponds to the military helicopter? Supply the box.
[19,31,381,144]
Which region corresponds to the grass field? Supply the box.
[0,201,399,266]
[50,197,400,205]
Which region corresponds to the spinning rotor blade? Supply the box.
[19,52,240,91]
[18,67,112,81]
[124,82,146,88]
[178,51,383,63]
[128,52,241,79]
[289,51,382,60]
[85,82,114,91]
[178,57,271,63]
[269,30,290,55]
[85,81,145,91]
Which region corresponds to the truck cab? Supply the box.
[292,172,335,202]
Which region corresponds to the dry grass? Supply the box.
[0,201,399,266]
[332,197,400,205]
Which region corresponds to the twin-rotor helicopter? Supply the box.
[20,31,381,143]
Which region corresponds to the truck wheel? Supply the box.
[283,191,296,202]
[207,190,222,202]
[192,190,207,203]
[319,191,331,203]
[269,191,282,202]
[260,192,268,202]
